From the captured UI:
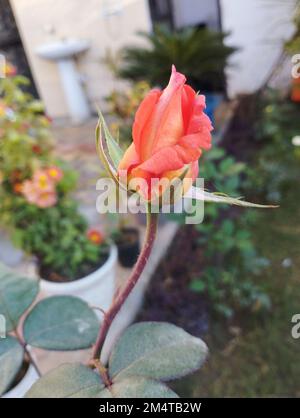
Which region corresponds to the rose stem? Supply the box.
[92,209,159,361]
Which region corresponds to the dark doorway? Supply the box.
[0,0,38,96]
[148,0,174,29]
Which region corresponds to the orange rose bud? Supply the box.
[118,66,213,201]
[87,228,104,245]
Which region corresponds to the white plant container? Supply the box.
[2,364,39,398]
[39,245,118,312]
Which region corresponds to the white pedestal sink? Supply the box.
[36,39,91,123]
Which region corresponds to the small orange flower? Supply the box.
[13,182,23,194]
[87,228,104,245]
[46,166,63,183]
[5,63,17,77]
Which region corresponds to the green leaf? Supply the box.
[0,336,24,396]
[98,111,123,169]
[26,364,104,398]
[186,187,278,208]
[102,377,179,398]
[109,322,208,381]
[23,296,99,350]
[0,262,39,331]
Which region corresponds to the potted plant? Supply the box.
[0,66,117,309]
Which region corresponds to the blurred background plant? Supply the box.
[168,144,271,318]
[0,68,109,281]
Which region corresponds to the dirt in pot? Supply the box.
[137,225,209,338]
[114,227,140,268]
[39,245,110,283]
[4,358,30,395]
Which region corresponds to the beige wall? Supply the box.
[10,0,152,119]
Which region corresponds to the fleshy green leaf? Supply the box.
[0,262,39,331]
[109,322,208,381]
[100,377,178,398]
[23,296,99,350]
[0,336,24,396]
[97,111,123,169]
[26,364,104,398]
[185,187,278,208]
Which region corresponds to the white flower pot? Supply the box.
[2,364,39,398]
[39,245,118,312]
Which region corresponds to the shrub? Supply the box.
[117,26,236,92]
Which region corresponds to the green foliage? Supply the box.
[0,73,108,280]
[109,322,207,381]
[26,322,207,398]
[191,146,271,318]
[248,90,300,202]
[9,197,109,280]
[0,262,39,331]
[102,377,178,398]
[26,364,105,398]
[170,145,271,318]
[0,336,24,396]
[117,27,236,91]
[23,296,100,351]
[0,75,53,181]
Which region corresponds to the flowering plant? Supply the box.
[0,68,109,281]
[7,67,273,399]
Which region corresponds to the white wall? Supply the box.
[221,0,296,97]
[10,0,152,119]
[172,0,220,30]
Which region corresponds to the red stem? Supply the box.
[92,211,158,360]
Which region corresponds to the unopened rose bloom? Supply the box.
[118,66,213,202]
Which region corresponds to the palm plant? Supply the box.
[118,26,236,92]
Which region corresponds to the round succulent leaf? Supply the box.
[106,376,179,398]
[0,262,39,331]
[109,322,208,381]
[26,363,104,398]
[23,296,100,350]
[0,335,24,396]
